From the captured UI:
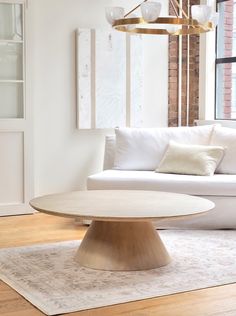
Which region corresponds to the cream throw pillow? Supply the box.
[157,141,225,176]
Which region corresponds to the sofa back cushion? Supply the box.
[113,125,215,171]
[210,126,236,174]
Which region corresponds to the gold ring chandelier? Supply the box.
[105,0,219,36]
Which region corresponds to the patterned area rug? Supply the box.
[0,230,236,315]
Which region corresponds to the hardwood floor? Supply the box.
[0,213,236,316]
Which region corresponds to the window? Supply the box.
[216,0,236,119]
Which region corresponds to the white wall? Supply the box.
[27,0,168,196]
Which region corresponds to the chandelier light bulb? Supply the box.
[105,7,125,25]
[191,5,212,24]
[126,14,137,31]
[140,2,162,22]
[166,25,181,34]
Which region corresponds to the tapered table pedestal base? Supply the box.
[75,221,171,271]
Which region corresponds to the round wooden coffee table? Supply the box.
[30,190,214,271]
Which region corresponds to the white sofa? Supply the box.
[87,124,236,229]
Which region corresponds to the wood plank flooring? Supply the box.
[0,213,236,316]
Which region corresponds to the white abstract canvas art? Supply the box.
[77,29,91,129]
[130,34,143,127]
[76,28,143,129]
[95,30,126,129]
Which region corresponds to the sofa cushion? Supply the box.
[113,125,216,171]
[87,170,236,196]
[210,126,236,174]
[157,141,225,176]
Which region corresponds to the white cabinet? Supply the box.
[0,1,33,215]
[0,2,24,118]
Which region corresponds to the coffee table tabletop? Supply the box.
[30,190,215,271]
[30,190,214,221]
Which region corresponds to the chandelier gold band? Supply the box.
[113,17,213,35]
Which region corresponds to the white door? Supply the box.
[0,0,33,215]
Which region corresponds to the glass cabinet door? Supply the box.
[0,3,24,119]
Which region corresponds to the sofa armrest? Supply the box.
[103,135,116,170]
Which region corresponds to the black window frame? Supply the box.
[215,0,236,120]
